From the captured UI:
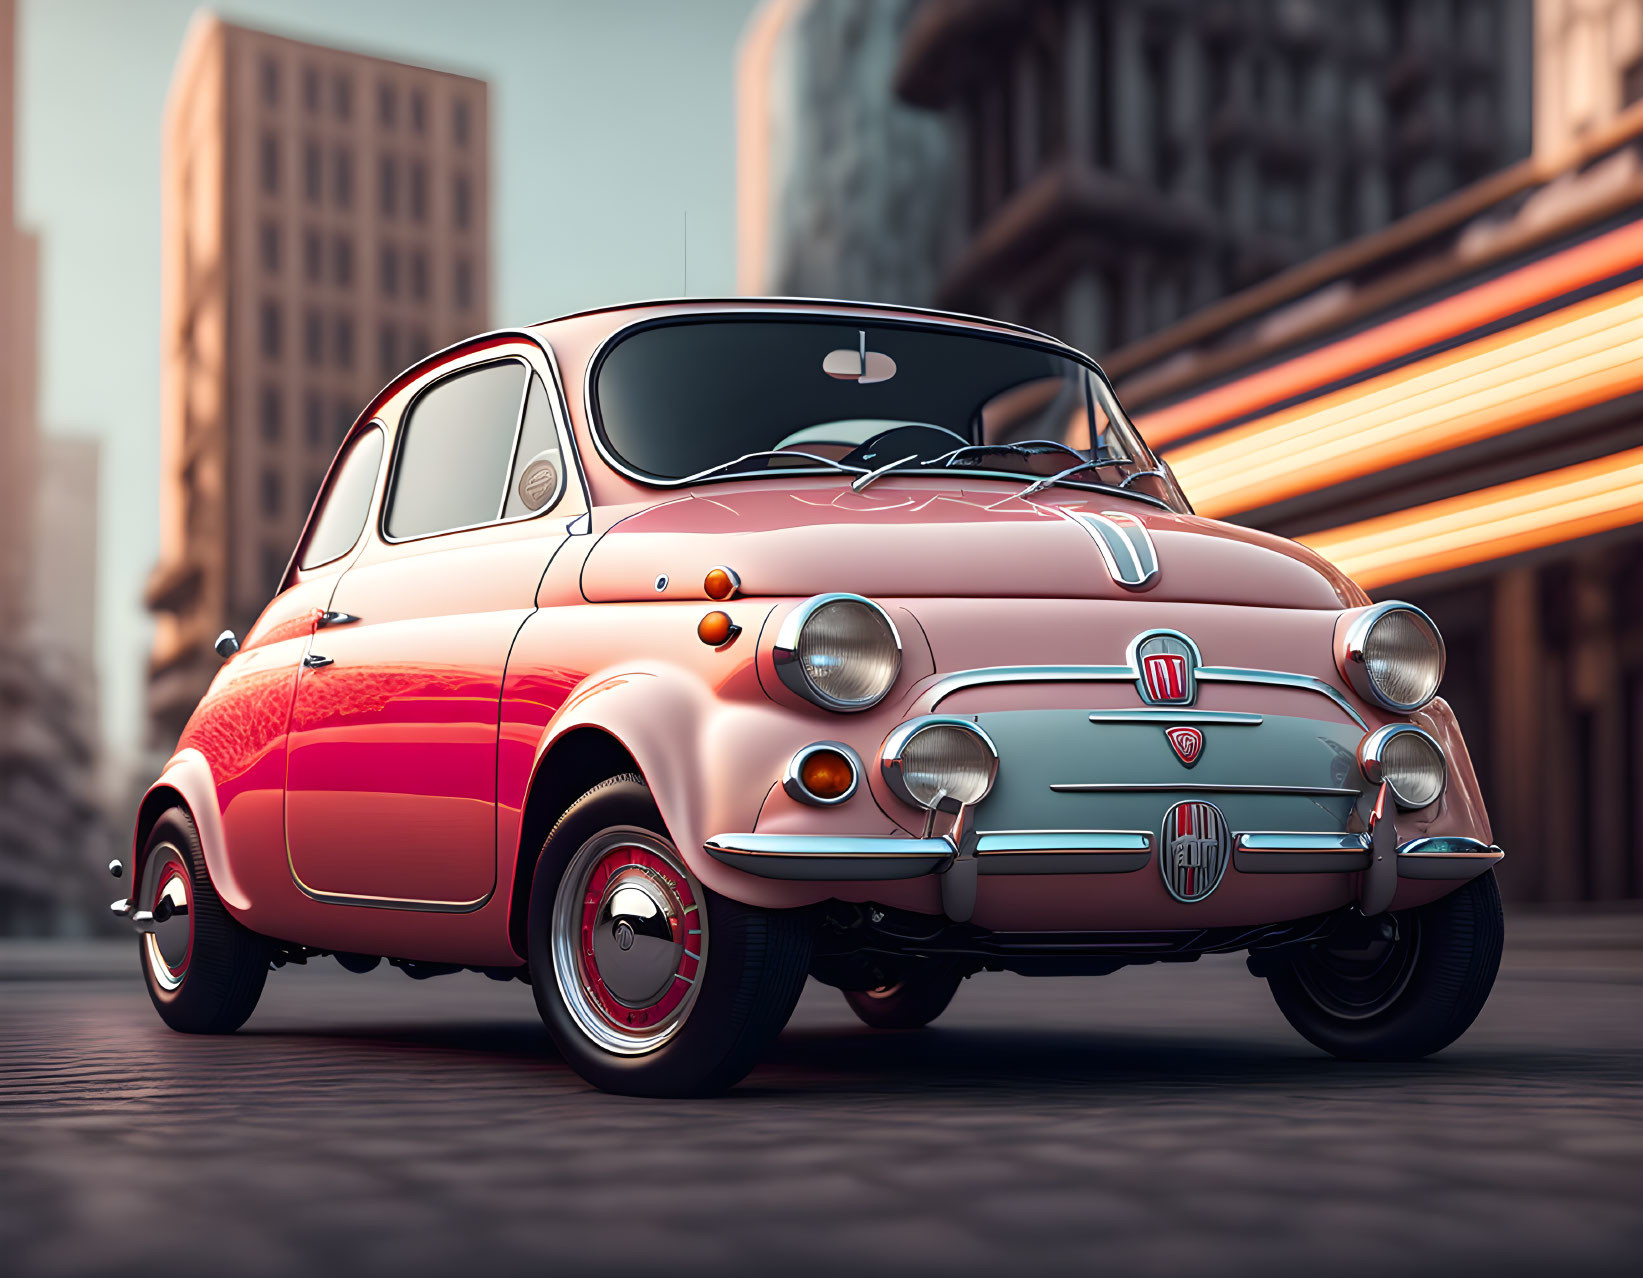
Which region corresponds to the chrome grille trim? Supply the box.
[1049,782,1362,796]
[1087,710,1263,725]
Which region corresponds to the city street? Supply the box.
[1,913,1639,1277]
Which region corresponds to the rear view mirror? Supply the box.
[823,332,896,384]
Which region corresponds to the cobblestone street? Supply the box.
[1,913,1639,1277]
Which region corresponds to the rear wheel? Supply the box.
[1266,871,1503,1060]
[528,775,812,1096]
[844,961,964,1029]
[139,809,271,1034]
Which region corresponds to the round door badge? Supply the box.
[518,453,559,510]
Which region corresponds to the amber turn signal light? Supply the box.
[697,610,740,647]
[704,566,741,600]
[799,748,855,801]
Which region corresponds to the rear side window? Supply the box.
[300,426,384,569]
[385,360,527,539]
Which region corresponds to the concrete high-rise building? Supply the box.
[145,15,491,753]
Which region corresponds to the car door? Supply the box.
[283,352,582,908]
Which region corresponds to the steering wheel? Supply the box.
[839,423,969,469]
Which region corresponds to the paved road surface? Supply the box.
[1,914,1639,1277]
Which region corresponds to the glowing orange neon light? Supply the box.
[1300,445,1643,589]
[1165,278,1643,517]
[1137,217,1643,446]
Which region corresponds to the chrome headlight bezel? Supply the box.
[772,593,902,712]
[880,716,1000,813]
[1358,723,1447,810]
[1340,602,1446,713]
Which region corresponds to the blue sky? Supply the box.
[17,0,761,769]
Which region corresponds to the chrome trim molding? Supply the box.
[703,833,952,882]
[772,593,903,712]
[1339,601,1446,713]
[880,715,1001,812]
[924,663,1368,729]
[1396,837,1503,880]
[1358,723,1447,810]
[781,741,864,807]
[975,830,1151,853]
[1050,782,1362,796]
[1232,832,1372,874]
[1235,832,1369,851]
[1088,710,1263,725]
[1072,511,1159,589]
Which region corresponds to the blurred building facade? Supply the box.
[737,0,954,303]
[145,16,490,755]
[0,0,109,933]
[1106,13,1643,904]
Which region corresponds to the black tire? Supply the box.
[527,775,812,1097]
[844,962,964,1029]
[1266,872,1504,1060]
[139,808,271,1034]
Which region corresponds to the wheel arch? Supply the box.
[131,749,252,913]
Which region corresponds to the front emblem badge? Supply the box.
[1134,632,1198,705]
[1160,800,1231,903]
[1165,726,1203,767]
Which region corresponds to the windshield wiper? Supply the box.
[678,449,867,484]
[850,453,921,493]
[924,439,1089,469]
[1009,456,1126,500]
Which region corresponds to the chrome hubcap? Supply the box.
[550,830,706,1056]
[140,843,193,992]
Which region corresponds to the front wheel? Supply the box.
[527,775,812,1096]
[1265,871,1503,1060]
[139,809,271,1033]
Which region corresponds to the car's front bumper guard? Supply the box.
[703,830,1503,893]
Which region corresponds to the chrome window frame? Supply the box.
[378,348,586,546]
[580,309,1184,513]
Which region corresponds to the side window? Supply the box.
[502,375,567,518]
[385,361,526,539]
[299,427,384,570]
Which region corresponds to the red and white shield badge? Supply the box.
[1165,726,1204,767]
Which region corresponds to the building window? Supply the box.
[410,89,427,133]
[305,392,325,446]
[409,160,428,221]
[333,73,352,119]
[262,544,287,599]
[378,82,396,128]
[335,399,355,443]
[260,386,282,442]
[410,250,429,301]
[259,300,282,359]
[332,146,353,208]
[454,257,473,309]
[260,56,279,107]
[303,227,322,282]
[303,65,320,112]
[304,139,321,203]
[379,154,398,217]
[408,327,430,363]
[453,98,471,147]
[378,322,398,377]
[453,173,472,230]
[334,316,355,369]
[259,223,280,274]
[260,133,279,195]
[304,309,324,365]
[260,467,283,518]
[331,234,353,287]
[380,243,399,297]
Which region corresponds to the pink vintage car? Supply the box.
[118,300,1503,1095]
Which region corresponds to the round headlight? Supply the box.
[1359,724,1446,810]
[881,717,999,812]
[773,594,901,711]
[1341,603,1445,712]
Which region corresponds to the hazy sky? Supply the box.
[17,0,762,771]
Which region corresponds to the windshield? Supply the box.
[591,317,1186,509]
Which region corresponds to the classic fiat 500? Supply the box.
[120,299,1504,1095]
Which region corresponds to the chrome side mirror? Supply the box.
[214,629,240,659]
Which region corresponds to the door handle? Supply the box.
[318,610,360,628]
[302,652,334,669]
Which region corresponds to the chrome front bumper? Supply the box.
[704,831,1502,882]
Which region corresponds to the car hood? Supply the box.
[579,481,1365,609]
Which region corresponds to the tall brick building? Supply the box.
[145,15,490,753]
